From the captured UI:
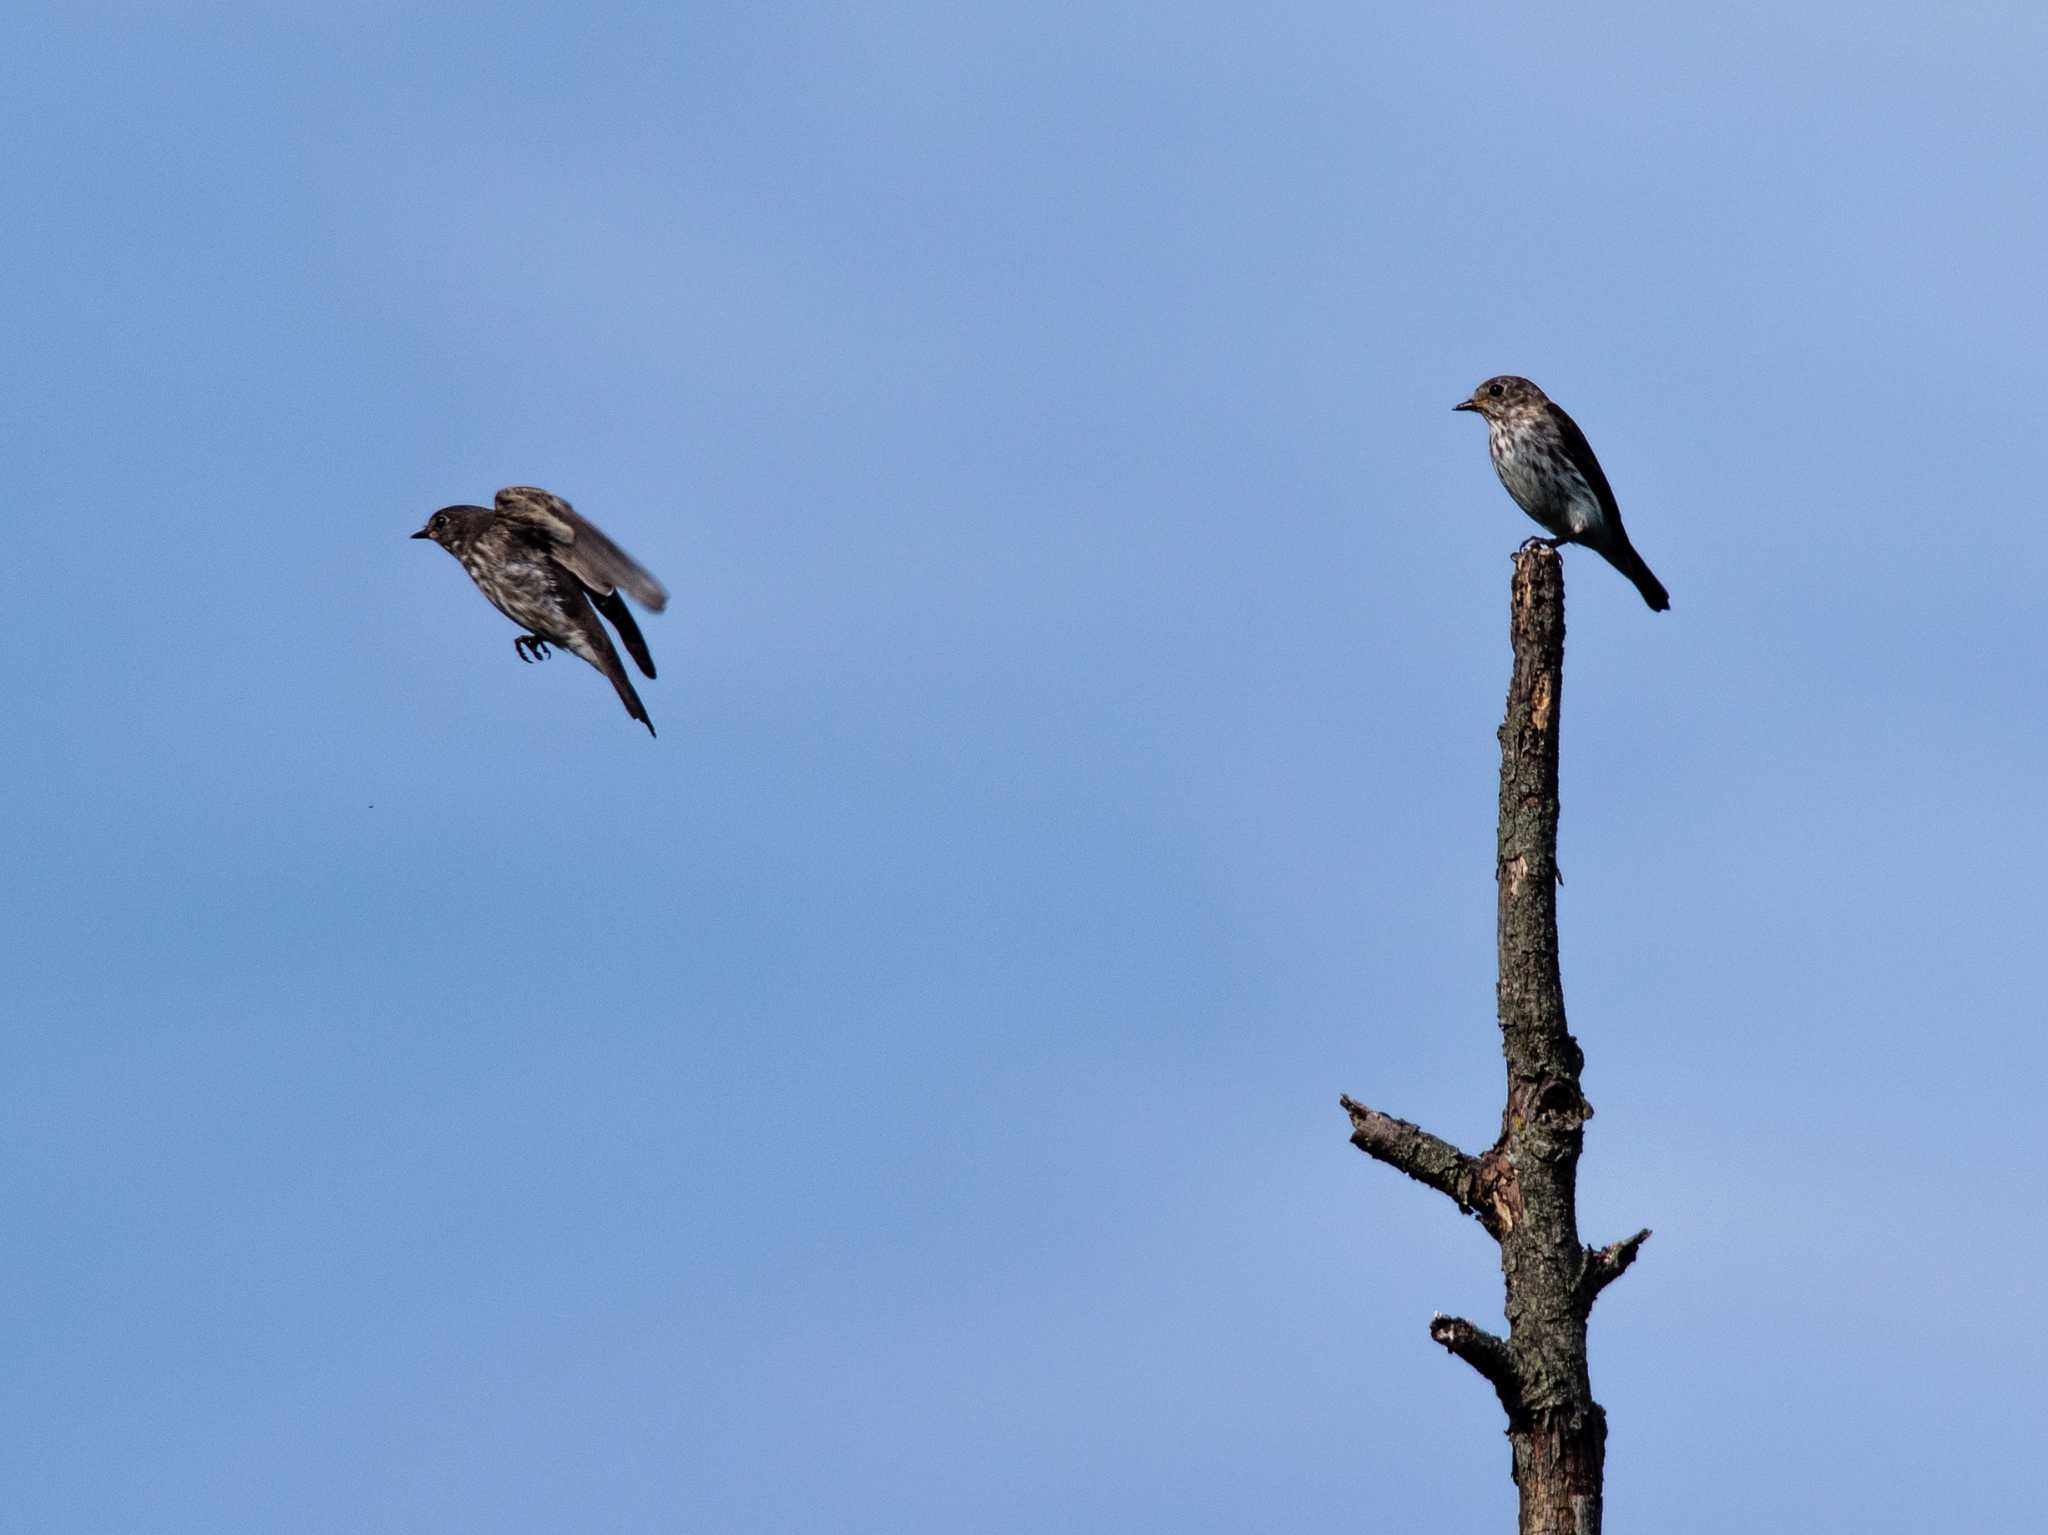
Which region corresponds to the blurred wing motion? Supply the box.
[495,485,667,677]
[494,485,669,611]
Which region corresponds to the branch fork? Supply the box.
[1578,1229,1652,1311]
[1430,1314,1524,1419]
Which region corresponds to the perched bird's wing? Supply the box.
[1542,405,1669,611]
[494,486,669,612]
[1543,405,1622,526]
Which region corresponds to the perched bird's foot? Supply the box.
[1516,535,1565,554]
[514,635,552,663]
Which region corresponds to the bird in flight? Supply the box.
[412,486,669,735]
[1455,376,1669,612]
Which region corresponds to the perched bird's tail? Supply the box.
[1596,535,1670,612]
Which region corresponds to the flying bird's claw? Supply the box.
[515,636,551,663]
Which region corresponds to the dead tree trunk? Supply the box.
[1341,546,1648,1535]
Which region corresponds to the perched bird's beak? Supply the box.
[1453,400,1477,412]
[410,526,431,539]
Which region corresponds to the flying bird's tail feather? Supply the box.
[592,588,657,679]
[605,661,656,736]
[565,617,657,735]
[1599,537,1670,613]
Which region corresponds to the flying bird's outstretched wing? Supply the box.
[587,587,656,679]
[494,486,669,613]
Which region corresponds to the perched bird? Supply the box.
[1455,376,1669,611]
[412,486,669,735]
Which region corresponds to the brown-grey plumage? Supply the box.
[1454,376,1669,612]
[411,486,669,735]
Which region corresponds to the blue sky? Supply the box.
[4,3,2043,1529]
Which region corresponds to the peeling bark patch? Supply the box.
[1531,674,1554,732]
[1474,1147,1523,1236]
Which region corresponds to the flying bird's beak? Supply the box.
[1453,400,1477,412]
[410,527,431,539]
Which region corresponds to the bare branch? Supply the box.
[1428,1314,1523,1417]
[1339,1096,1497,1233]
[1579,1228,1651,1310]
[1340,549,1647,1528]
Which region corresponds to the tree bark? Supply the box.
[1342,546,1647,1534]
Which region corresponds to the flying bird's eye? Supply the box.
[1487,382,1505,398]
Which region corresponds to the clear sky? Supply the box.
[5,3,2043,1530]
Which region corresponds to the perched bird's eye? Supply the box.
[430,514,446,533]
[1487,382,1505,398]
